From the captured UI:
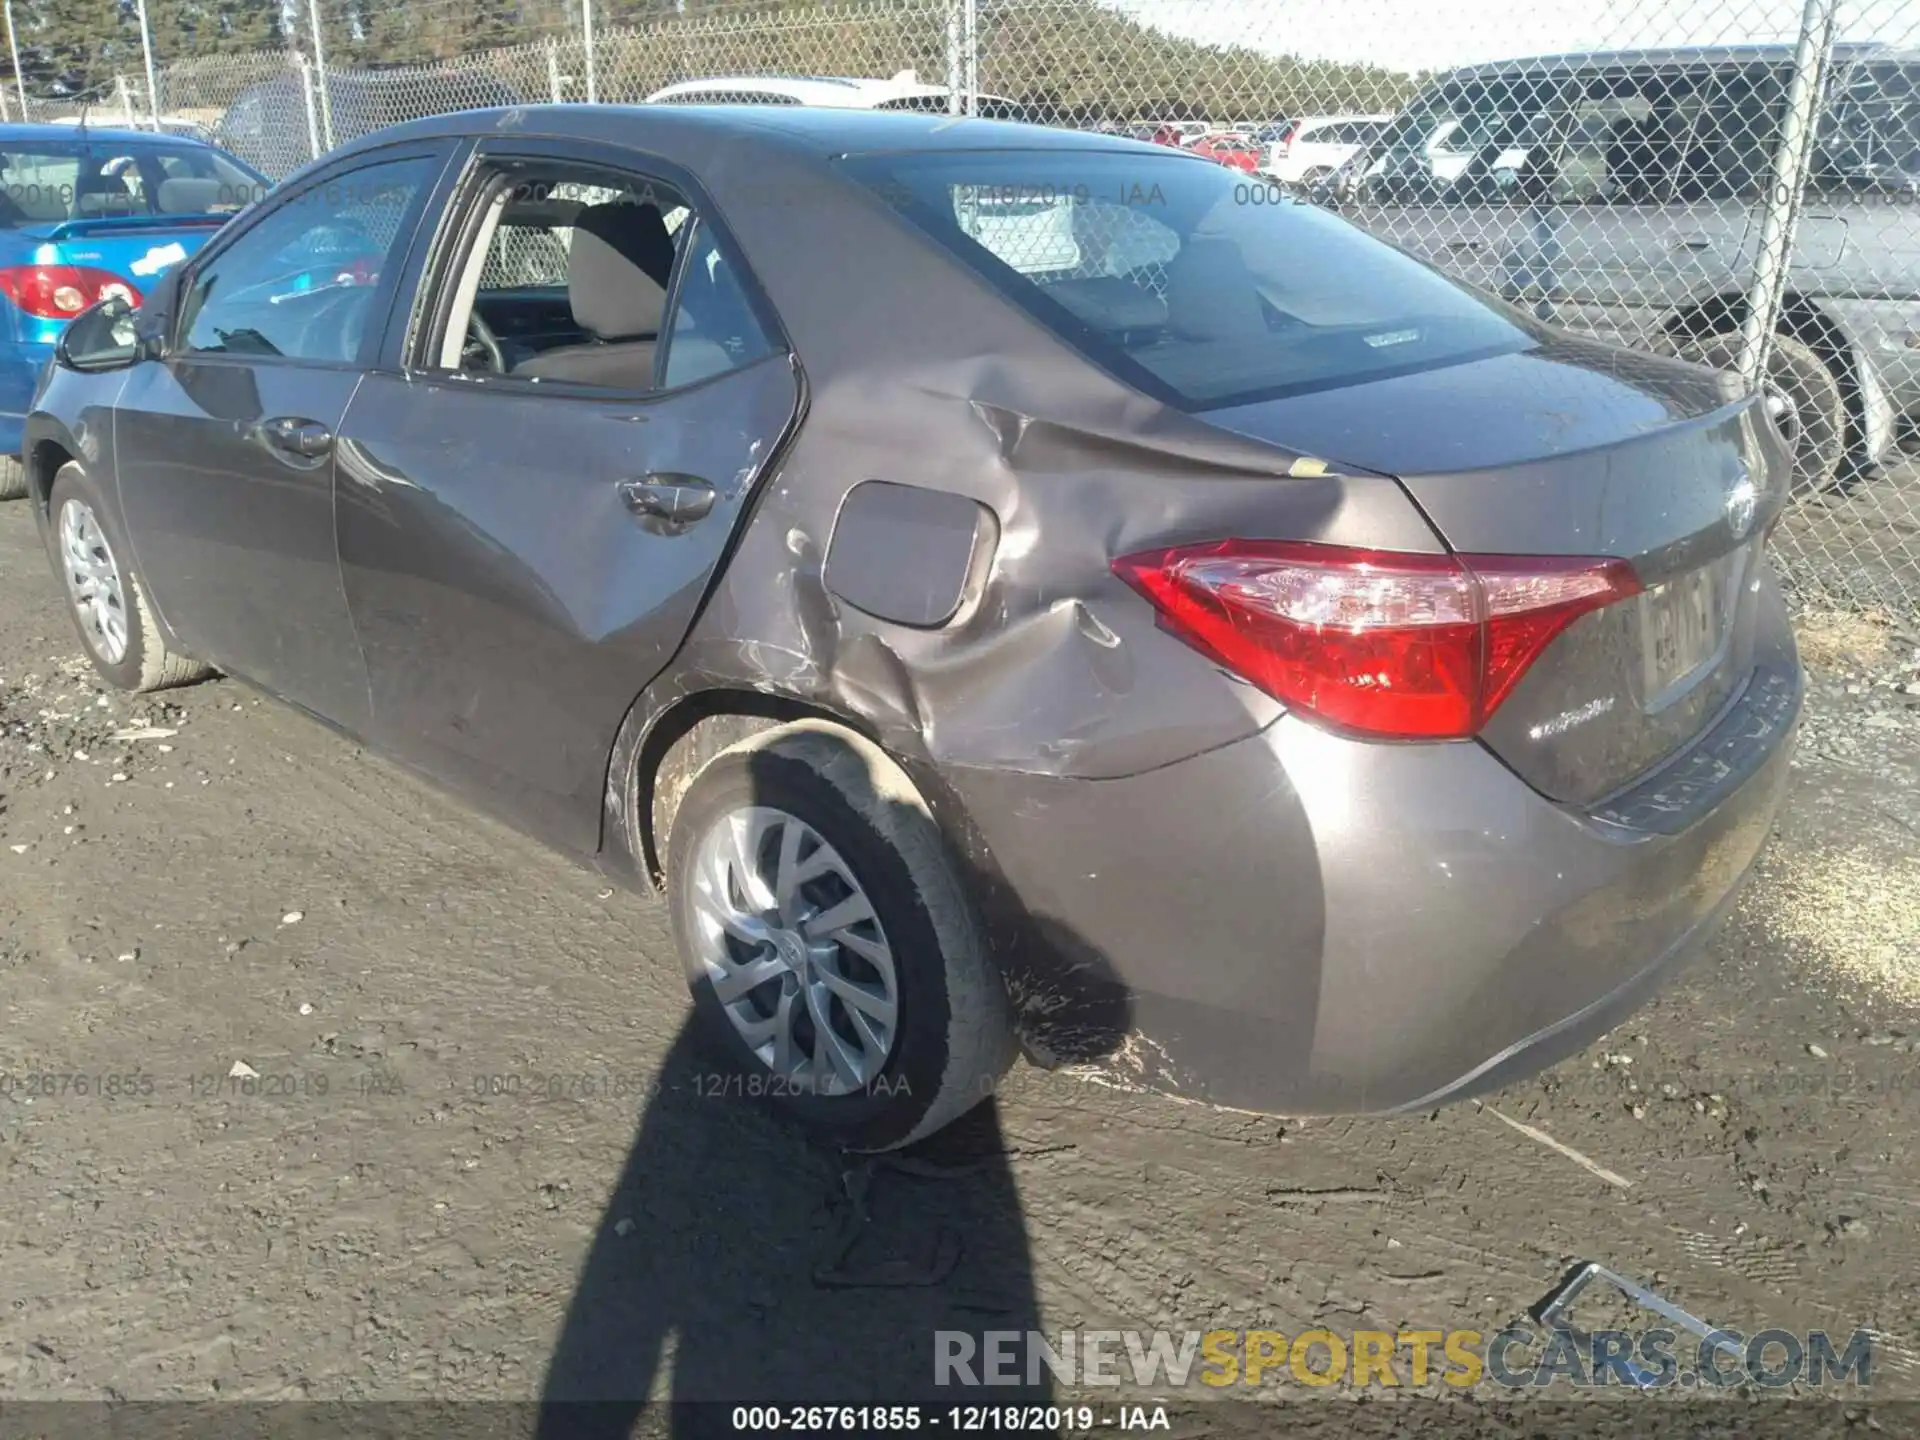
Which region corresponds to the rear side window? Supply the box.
[0,142,261,225]
[1820,60,1920,184]
[661,223,777,388]
[849,149,1530,409]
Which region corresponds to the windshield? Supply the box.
[0,141,266,226]
[847,149,1532,408]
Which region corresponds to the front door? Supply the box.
[113,145,451,731]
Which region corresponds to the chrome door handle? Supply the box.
[618,474,716,527]
[261,416,334,458]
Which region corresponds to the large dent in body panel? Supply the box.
[613,378,1443,851]
[602,131,1446,873]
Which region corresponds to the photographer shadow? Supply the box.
[536,1029,1046,1438]
[537,778,1133,1439]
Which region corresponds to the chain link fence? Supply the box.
[3,0,1917,615]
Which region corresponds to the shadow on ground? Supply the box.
[534,1026,1050,1436]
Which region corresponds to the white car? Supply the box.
[1263,114,1392,185]
[645,71,1028,120]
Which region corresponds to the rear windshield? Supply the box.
[846,149,1531,408]
[0,142,265,226]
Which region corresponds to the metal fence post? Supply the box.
[132,0,162,128]
[1737,0,1841,391]
[297,55,322,164]
[945,0,962,115]
[582,0,598,104]
[547,37,563,103]
[115,73,135,127]
[2,0,21,122]
[307,0,334,150]
[963,0,978,116]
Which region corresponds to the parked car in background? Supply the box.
[0,123,266,499]
[1142,120,1208,146]
[1263,114,1391,185]
[217,67,522,179]
[646,71,1032,120]
[51,115,220,145]
[1341,43,1920,494]
[23,105,1799,1150]
[1187,129,1262,171]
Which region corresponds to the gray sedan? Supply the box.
[18,105,1801,1149]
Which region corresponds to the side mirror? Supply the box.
[55,294,140,373]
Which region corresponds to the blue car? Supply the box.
[0,123,268,497]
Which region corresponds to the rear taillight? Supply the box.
[1112,539,1641,740]
[1276,123,1298,157]
[0,265,141,320]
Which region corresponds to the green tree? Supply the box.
[28,0,137,94]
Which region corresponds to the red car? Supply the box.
[1187,131,1262,172]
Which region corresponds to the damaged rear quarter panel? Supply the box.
[607,142,1445,875]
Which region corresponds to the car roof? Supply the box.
[340,102,1177,162]
[1439,41,1895,82]
[0,121,208,146]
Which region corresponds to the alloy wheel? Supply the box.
[687,805,900,1096]
[59,498,130,665]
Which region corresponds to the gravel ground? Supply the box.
[2,497,1920,1436]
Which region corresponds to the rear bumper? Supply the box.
[946,579,1801,1114]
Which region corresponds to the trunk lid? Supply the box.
[19,215,226,291]
[1202,334,1792,805]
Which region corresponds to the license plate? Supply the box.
[1639,548,1746,700]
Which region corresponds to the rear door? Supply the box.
[333,139,802,853]
[113,142,456,732]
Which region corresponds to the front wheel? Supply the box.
[46,461,212,692]
[666,723,1016,1151]
[1674,330,1846,494]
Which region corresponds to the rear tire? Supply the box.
[1675,330,1846,494]
[46,461,212,692]
[666,722,1016,1151]
[0,456,25,501]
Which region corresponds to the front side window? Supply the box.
[853,149,1532,409]
[1359,76,1565,203]
[178,154,437,363]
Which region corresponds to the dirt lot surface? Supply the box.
[3,483,1920,1437]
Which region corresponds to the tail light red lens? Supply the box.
[1112,540,1642,740]
[0,265,142,320]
